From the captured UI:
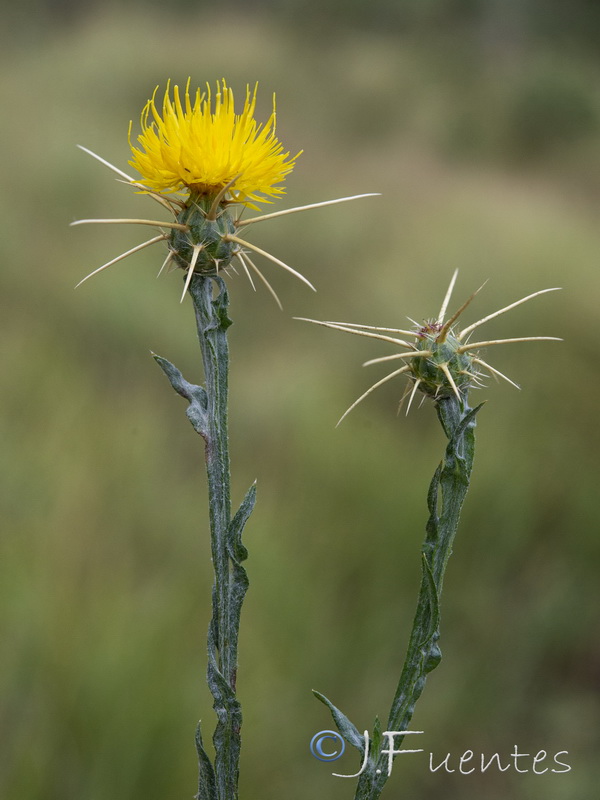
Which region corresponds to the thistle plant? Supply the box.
[300,272,561,800]
[71,78,375,800]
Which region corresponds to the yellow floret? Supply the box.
[128,79,300,207]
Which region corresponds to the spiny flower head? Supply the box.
[410,323,474,399]
[298,272,561,424]
[71,80,378,303]
[128,79,300,208]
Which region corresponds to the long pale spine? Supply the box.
[154,274,255,800]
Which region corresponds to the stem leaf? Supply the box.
[312,690,365,753]
[419,554,440,648]
[152,353,208,436]
[227,483,256,660]
[228,482,256,564]
[195,722,218,800]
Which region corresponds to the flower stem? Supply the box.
[154,274,255,800]
[191,275,234,686]
[315,394,483,800]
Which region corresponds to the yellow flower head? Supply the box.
[128,79,300,207]
[74,83,374,302]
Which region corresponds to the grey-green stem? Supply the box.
[315,394,483,800]
[154,274,255,800]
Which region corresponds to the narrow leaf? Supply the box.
[210,276,233,331]
[372,716,382,757]
[450,401,485,445]
[152,352,208,436]
[152,353,194,400]
[228,482,256,563]
[419,554,440,647]
[195,722,218,800]
[312,690,365,753]
[426,463,442,518]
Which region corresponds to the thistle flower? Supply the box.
[129,79,298,206]
[298,271,561,424]
[71,79,377,304]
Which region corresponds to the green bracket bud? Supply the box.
[170,194,236,274]
[411,324,474,400]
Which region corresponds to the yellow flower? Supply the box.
[128,79,300,207]
[73,81,376,301]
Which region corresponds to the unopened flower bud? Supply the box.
[411,323,474,399]
[170,195,236,275]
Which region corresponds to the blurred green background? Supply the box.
[1,1,599,799]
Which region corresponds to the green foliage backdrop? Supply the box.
[1,4,599,799]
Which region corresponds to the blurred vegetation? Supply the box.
[1,3,599,800]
